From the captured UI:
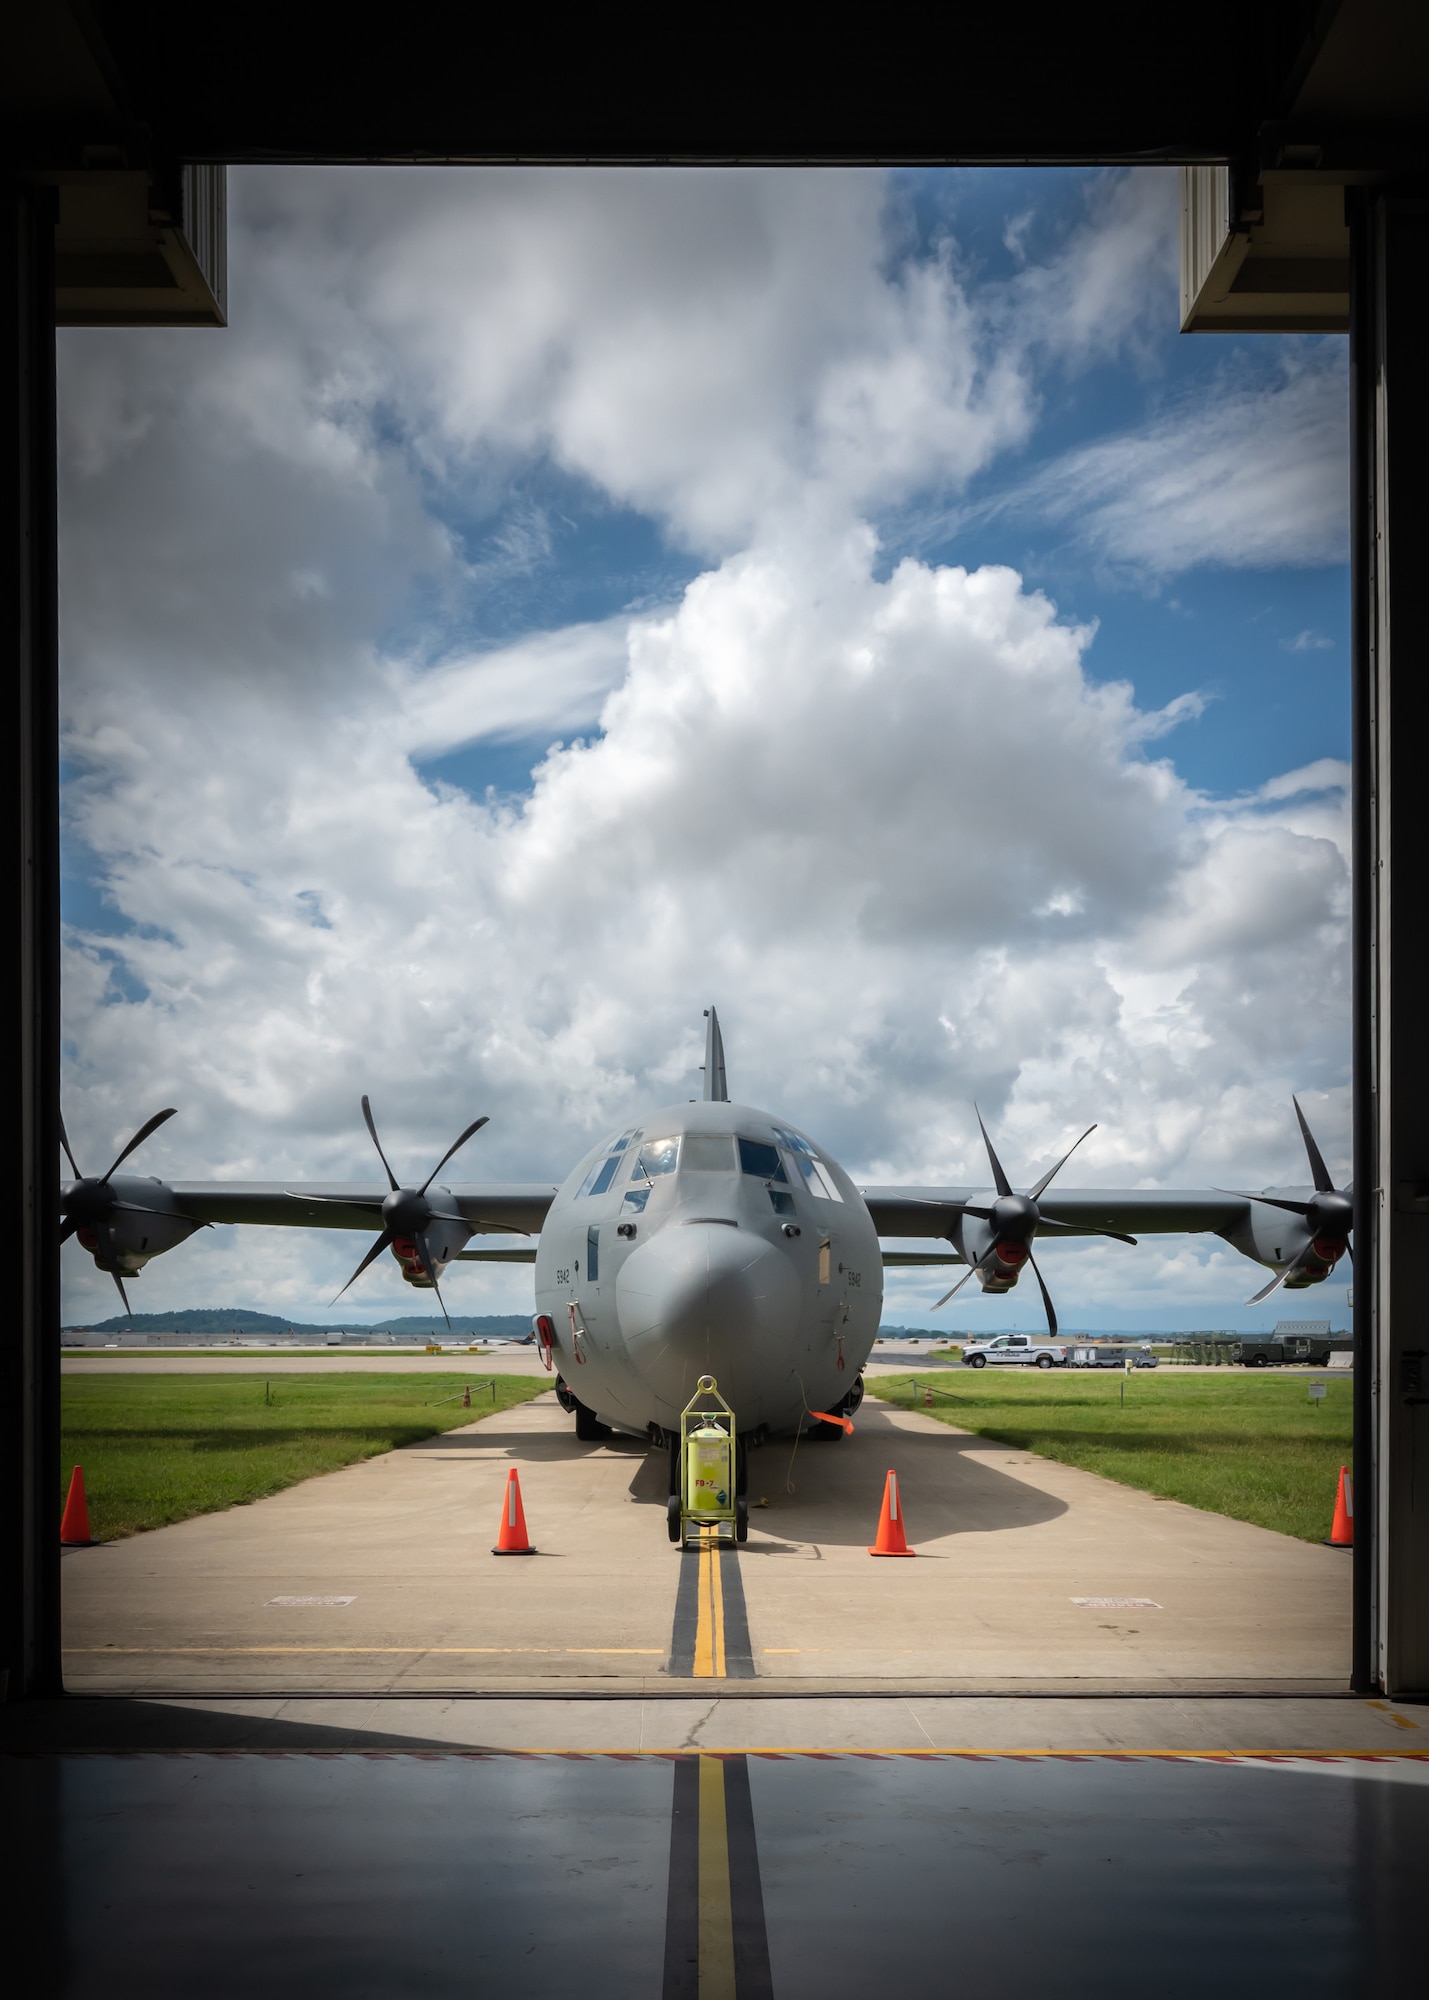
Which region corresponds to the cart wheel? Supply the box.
[735,1495,749,1543]
[668,1495,682,1543]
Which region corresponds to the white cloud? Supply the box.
[993,169,1179,371]
[971,347,1348,576]
[398,617,637,757]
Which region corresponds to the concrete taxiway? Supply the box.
[62,1391,1349,1696]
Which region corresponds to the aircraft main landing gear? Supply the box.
[573,1397,611,1440]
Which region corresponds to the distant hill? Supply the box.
[66,1308,534,1338]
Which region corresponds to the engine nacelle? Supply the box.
[952,1216,1029,1295]
[1219,1192,1347,1290]
[389,1199,471,1287]
[66,1174,204,1278]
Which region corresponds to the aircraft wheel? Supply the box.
[968,1354,987,1369]
[574,1398,611,1440]
[667,1495,682,1543]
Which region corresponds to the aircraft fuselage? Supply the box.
[533,1099,882,1438]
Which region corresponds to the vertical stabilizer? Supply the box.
[702,1008,729,1102]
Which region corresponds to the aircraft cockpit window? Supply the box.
[768,1188,796,1217]
[682,1134,737,1173]
[772,1126,844,1202]
[577,1127,642,1199]
[636,1136,679,1180]
[621,1183,651,1213]
[737,1138,787,1182]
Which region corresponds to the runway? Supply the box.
[62,1391,1349,1696]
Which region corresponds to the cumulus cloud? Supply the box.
[55,167,1351,1327]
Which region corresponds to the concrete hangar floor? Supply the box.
[16,1382,1425,1994]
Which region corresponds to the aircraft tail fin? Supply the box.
[702,1007,729,1102]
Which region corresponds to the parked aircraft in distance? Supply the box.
[61,1011,1350,1454]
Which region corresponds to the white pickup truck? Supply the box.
[960,1334,1068,1369]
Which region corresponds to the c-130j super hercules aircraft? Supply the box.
[61,1007,1351,1457]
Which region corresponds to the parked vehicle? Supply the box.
[961,1334,1068,1370]
[1232,1326,1352,1367]
[1068,1344,1158,1369]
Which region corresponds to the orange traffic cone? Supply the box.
[461,1385,471,1408]
[868,1469,916,1557]
[1326,1465,1354,1547]
[924,1384,934,1408]
[492,1467,536,1555]
[60,1465,92,1545]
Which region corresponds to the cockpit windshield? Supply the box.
[576,1127,641,1199]
[771,1125,843,1201]
[682,1134,737,1173]
[636,1135,679,1179]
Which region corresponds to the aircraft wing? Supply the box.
[169,1183,559,1235]
[860,1186,1250,1239]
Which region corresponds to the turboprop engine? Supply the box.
[1218,1098,1353,1304]
[312,1096,510,1326]
[60,1107,204,1311]
[936,1108,1136,1335]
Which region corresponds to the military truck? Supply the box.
[1232,1320,1353,1367]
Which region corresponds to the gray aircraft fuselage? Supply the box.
[533,1098,882,1438]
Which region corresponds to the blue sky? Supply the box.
[56,165,1351,1332]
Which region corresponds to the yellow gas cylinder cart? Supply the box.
[669,1375,747,1546]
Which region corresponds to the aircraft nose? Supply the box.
[616,1222,799,1415]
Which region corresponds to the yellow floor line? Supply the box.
[692,1531,726,1679]
[66,1646,664,1656]
[697,1754,736,1998]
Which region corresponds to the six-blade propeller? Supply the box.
[1223,1097,1353,1305]
[59,1105,178,1313]
[319,1097,492,1328]
[933,1108,1137,1335]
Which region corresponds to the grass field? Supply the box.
[869,1371,1352,1543]
[63,1347,510,1359]
[61,1372,552,1541]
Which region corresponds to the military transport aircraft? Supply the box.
[60,1009,1351,1459]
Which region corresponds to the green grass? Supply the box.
[61,1372,552,1541]
[64,1347,505,1359]
[869,1371,1352,1543]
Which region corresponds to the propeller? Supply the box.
[1225,1097,1353,1305]
[932,1108,1136,1336]
[327,1097,490,1327]
[59,1106,179,1314]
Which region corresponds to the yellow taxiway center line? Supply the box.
[693,1528,727,1679]
[697,1754,736,1999]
